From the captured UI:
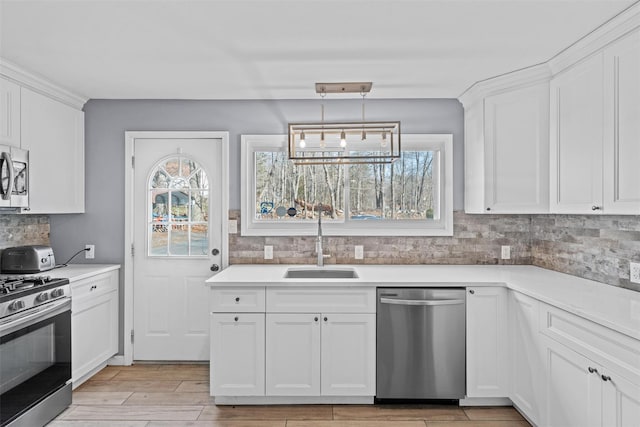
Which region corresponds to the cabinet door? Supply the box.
[543,337,602,427]
[509,291,543,424]
[550,52,604,213]
[464,102,486,214]
[0,77,20,147]
[20,87,84,213]
[484,83,549,213]
[321,313,375,396]
[603,29,640,214]
[601,372,640,427]
[72,290,118,385]
[466,286,509,397]
[210,313,265,396]
[265,313,320,396]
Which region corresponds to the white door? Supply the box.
[266,313,320,396]
[133,136,222,360]
[543,337,602,427]
[321,313,376,396]
[466,286,509,398]
[210,313,265,396]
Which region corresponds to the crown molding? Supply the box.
[460,2,640,106]
[459,63,551,108]
[0,58,88,110]
[549,1,640,75]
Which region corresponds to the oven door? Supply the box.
[0,298,71,427]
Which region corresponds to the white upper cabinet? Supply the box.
[21,87,85,213]
[463,71,550,214]
[550,52,605,214]
[0,76,21,148]
[551,27,640,214]
[603,29,640,214]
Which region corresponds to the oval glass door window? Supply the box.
[148,156,209,256]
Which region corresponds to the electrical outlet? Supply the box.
[85,244,95,259]
[630,262,640,284]
[355,245,364,260]
[228,219,238,234]
[264,245,273,260]
[501,245,511,260]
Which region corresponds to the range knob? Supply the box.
[36,292,50,302]
[51,288,65,298]
[8,300,25,311]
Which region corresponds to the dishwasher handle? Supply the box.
[380,297,465,306]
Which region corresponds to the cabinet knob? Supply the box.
[210,264,220,272]
[211,248,220,256]
[592,206,601,211]
[601,375,611,382]
[324,317,328,322]
[588,367,599,374]
[486,207,491,211]
[234,316,239,322]
[469,289,475,295]
[314,317,319,322]
[235,297,240,302]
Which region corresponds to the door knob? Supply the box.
[210,264,220,272]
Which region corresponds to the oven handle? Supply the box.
[0,298,70,337]
[1,151,14,200]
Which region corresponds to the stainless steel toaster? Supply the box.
[1,245,56,273]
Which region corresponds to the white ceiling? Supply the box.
[0,0,636,100]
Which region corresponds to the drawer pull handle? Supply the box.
[588,367,599,374]
[592,205,602,211]
[235,297,240,302]
[90,285,97,291]
[234,316,239,322]
[601,375,611,382]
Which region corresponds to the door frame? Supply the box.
[122,131,229,365]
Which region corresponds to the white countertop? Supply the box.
[47,264,121,282]
[207,264,640,341]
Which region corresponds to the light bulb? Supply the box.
[340,130,347,148]
[299,131,306,148]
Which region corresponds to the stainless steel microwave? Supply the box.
[0,145,29,209]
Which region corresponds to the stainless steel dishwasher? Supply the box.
[376,288,466,400]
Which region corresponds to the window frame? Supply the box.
[241,134,453,236]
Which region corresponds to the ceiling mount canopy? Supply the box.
[288,82,401,165]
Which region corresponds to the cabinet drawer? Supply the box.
[210,287,266,312]
[71,271,118,309]
[266,287,376,313]
[539,303,640,382]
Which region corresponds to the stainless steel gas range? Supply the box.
[0,275,72,427]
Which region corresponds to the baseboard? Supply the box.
[459,397,513,406]
[214,396,374,405]
[108,355,127,366]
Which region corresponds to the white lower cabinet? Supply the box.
[71,270,119,387]
[210,286,376,401]
[265,312,376,397]
[266,313,321,396]
[466,286,509,398]
[508,291,543,424]
[210,313,265,396]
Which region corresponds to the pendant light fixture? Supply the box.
[288,82,401,165]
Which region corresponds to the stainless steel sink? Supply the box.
[284,267,359,279]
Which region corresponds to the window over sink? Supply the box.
[241,134,453,236]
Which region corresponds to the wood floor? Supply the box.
[50,364,531,427]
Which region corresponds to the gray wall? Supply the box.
[49,98,464,265]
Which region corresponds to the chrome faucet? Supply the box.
[316,204,329,267]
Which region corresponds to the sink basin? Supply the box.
[284,267,359,279]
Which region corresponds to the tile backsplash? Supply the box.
[0,214,50,250]
[229,210,640,292]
